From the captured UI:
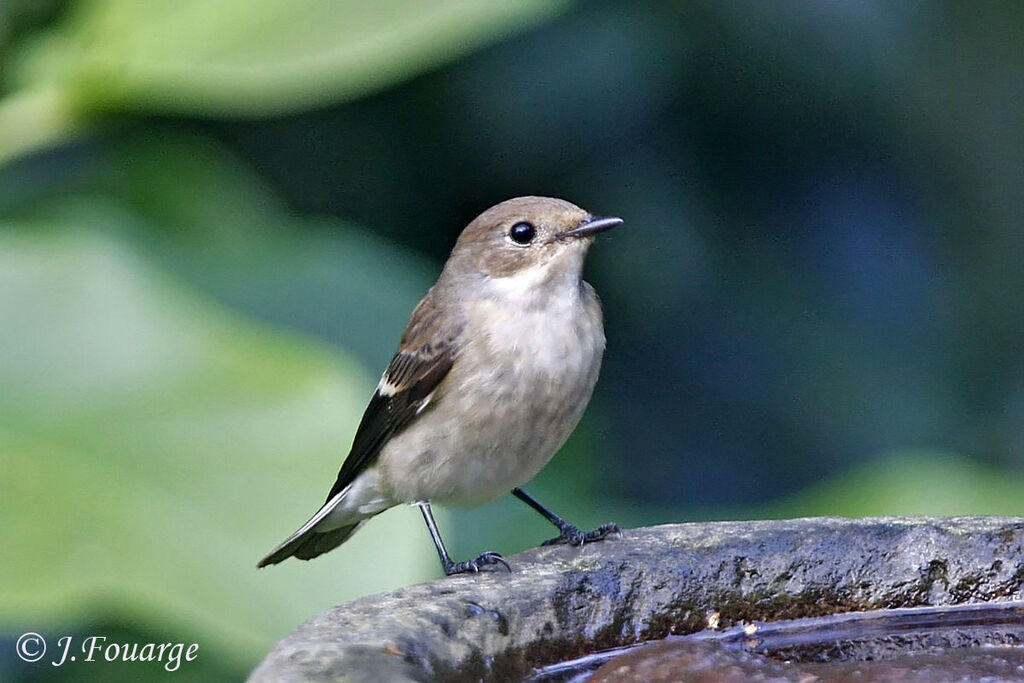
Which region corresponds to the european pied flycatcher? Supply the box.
[258,196,622,575]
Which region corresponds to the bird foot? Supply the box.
[443,550,510,575]
[542,522,620,547]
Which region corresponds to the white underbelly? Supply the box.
[378,296,604,505]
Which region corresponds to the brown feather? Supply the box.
[322,291,463,503]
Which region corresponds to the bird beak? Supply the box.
[558,215,624,240]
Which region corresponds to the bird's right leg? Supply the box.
[417,502,510,575]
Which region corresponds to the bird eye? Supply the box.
[509,222,536,244]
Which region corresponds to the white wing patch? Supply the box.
[415,391,435,415]
[376,375,401,397]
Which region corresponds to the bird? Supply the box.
[257,196,622,575]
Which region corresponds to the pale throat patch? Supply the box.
[484,248,586,302]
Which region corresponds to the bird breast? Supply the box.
[378,281,605,506]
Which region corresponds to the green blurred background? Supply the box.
[2,1,1022,679]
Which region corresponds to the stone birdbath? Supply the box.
[250,517,1024,681]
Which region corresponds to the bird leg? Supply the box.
[417,501,510,575]
[512,488,620,547]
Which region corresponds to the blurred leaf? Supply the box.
[0,0,568,164]
[0,223,437,668]
[769,451,1024,518]
[2,127,440,370]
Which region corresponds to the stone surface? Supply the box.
[249,517,1024,682]
[588,638,1024,683]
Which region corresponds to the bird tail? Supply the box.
[257,486,370,568]
[257,520,366,567]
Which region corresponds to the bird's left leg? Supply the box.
[512,488,620,547]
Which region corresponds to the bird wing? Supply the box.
[323,294,461,503]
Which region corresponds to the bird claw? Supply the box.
[542,522,620,547]
[443,550,510,575]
